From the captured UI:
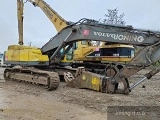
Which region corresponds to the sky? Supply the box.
[0,0,160,52]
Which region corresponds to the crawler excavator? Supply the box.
[31,19,160,94]
[4,0,160,94]
[4,0,60,90]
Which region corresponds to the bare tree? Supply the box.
[103,8,126,25]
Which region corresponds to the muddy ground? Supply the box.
[0,67,160,120]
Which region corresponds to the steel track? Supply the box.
[4,67,60,90]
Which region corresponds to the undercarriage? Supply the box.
[4,67,60,91]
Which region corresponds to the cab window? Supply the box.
[81,41,86,45]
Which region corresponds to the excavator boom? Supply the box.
[42,19,160,56]
[17,0,24,45]
[28,0,69,32]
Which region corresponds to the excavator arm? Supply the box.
[17,0,24,45]
[42,19,160,94]
[28,0,70,32]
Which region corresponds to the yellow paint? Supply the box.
[92,77,100,85]
[5,45,48,62]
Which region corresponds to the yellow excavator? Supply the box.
[5,0,49,67]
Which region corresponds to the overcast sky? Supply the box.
[0,0,160,52]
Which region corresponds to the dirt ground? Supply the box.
[0,67,160,120]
